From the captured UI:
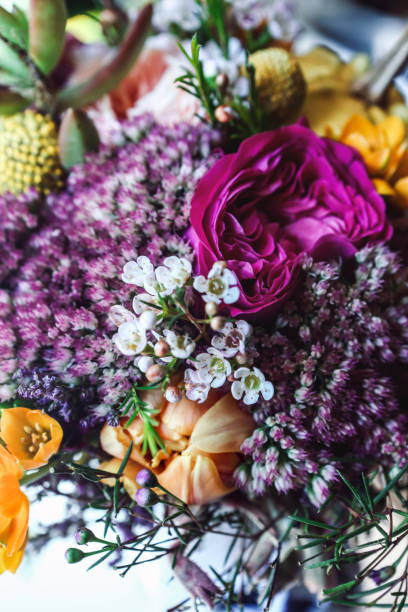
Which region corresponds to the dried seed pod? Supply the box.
[248,48,306,124]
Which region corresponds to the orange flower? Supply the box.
[0,407,63,470]
[100,391,255,505]
[340,114,408,209]
[0,445,29,574]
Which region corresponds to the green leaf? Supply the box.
[58,108,100,169]
[0,86,31,115]
[29,0,67,75]
[0,6,27,49]
[373,463,408,506]
[322,579,358,595]
[0,37,31,81]
[337,470,372,516]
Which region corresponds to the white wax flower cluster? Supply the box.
[110,255,274,407]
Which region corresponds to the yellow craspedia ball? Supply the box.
[249,48,306,124]
[0,109,64,196]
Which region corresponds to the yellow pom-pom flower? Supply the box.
[0,109,64,196]
[248,48,306,124]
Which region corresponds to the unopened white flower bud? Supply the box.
[139,310,157,330]
[210,316,226,331]
[137,356,154,373]
[205,302,218,317]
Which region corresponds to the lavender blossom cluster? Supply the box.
[0,114,219,429]
[238,245,408,506]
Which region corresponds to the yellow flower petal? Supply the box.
[378,116,405,150]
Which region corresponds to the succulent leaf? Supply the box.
[57,3,152,110]
[58,108,100,169]
[0,86,31,116]
[0,37,31,82]
[0,7,28,49]
[29,0,67,75]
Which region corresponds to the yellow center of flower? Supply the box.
[208,277,225,295]
[244,374,260,391]
[20,422,51,457]
[0,109,64,196]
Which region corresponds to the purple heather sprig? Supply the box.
[0,115,220,429]
[237,244,408,506]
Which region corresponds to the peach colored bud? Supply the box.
[215,105,234,123]
[146,364,165,382]
[164,386,182,404]
[154,340,170,358]
[215,260,227,269]
[210,316,225,331]
[205,302,218,317]
[236,352,247,365]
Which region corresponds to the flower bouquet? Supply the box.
[1,0,408,609]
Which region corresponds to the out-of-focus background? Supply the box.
[1,0,407,610]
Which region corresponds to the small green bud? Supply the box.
[75,527,96,546]
[65,547,85,564]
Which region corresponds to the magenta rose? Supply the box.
[189,125,392,317]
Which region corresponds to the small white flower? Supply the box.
[231,367,274,405]
[109,305,136,327]
[113,320,147,356]
[132,292,159,315]
[141,256,192,297]
[211,320,251,357]
[184,368,211,403]
[195,348,232,388]
[194,262,240,305]
[122,256,154,286]
[163,329,195,359]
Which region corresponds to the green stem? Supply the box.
[20,460,56,486]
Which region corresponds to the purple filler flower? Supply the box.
[189,125,392,318]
